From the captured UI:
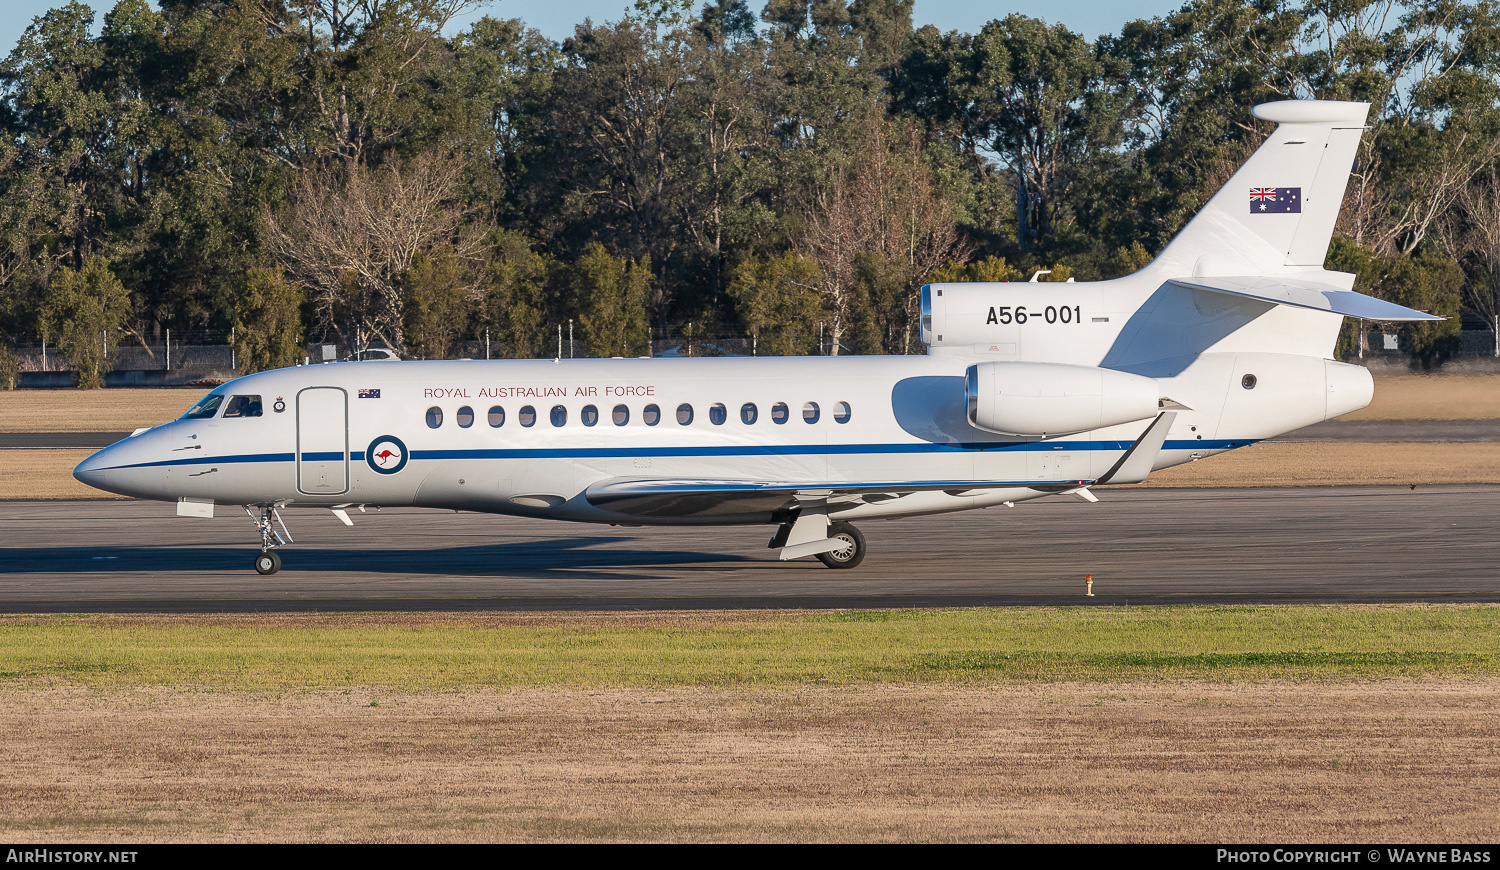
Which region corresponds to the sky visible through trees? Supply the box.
[0,2,1191,49]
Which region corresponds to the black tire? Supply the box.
[816,522,866,569]
[254,550,281,575]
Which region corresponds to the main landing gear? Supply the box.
[817,522,867,569]
[771,515,870,568]
[245,505,292,575]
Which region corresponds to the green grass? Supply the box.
[1,605,1497,689]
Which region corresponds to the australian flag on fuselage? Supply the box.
[1250,187,1301,213]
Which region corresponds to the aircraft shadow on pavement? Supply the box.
[0,536,755,578]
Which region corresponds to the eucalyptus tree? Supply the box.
[676,0,776,304]
[0,2,115,279]
[266,0,493,167]
[536,8,696,319]
[1300,0,1500,257]
[449,15,559,224]
[1444,167,1500,348]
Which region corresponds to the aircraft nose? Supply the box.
[71,426,183,500]
[73,448,112,490]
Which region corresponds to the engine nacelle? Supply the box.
[965,362,1160,437]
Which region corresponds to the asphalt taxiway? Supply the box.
[2,485,1496,612]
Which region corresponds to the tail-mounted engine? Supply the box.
[965,361,1159,437]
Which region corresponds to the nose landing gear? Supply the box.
[244,505,292,575]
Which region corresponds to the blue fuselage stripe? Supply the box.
[95,439,1249,472]
[108,452,295,469]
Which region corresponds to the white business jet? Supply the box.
[74,100,1438,574]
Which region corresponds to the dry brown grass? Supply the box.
[0,450,119,499]
[1,679,1494,842]
[1350,373,1500,420]
[0,388,196,432]
[1145,441,1500,487]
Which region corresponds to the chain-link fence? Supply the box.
[302,329,860,362]
[11,330,238,373]
[1347,327,1499,361]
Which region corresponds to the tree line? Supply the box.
[1,0,1497,386]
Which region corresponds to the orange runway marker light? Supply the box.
[1086,574,1094,597]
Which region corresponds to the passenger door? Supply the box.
[297,387,348,495]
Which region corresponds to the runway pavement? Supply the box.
[3,485,1497,612]
[0,432,130,449]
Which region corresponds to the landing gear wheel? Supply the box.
[254,550,281,575]
[816,522,866,569]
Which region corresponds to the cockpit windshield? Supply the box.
[182,393,224,420]
[223,395,263,418]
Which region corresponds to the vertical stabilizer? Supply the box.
[1150,100,1369,278]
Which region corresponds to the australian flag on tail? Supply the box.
[1250,187,1301,213]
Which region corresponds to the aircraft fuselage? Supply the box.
[74,343,1370,527]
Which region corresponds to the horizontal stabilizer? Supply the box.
[1170,277,1442,322]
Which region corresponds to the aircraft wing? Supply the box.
[583,477,1090,520]
[585,412,1178,520]
[1169,276,1442,321]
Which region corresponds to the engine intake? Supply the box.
[965,362,1159,437]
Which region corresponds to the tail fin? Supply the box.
[1151,100,1369,278]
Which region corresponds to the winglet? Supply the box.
[1097,411,1177,485]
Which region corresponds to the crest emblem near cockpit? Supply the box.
[366,435,408,475]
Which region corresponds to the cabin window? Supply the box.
[709,403,727,425]
[488,406,505,427]
[551,405,568,427]
[741,403,758,425]
[802,402,820,424]
[771,402,789,425]
[456,405,475,428]
[519,405,536,427]
[182,394,223,420]
[676,403,694,425]
[222,395,263,418]
[426,406,443,429]
[833,401,851,424]
[581,405,599,427]
[643,404,661,426]
[613,404,629,426]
